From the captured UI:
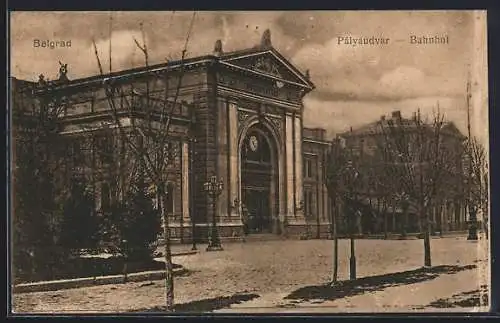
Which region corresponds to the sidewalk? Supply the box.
[13,247,198,294]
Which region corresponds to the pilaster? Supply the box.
[285,114,295,218]
[181,141,190,223]
[228,101,240,218]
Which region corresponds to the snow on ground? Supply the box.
[12,235,489,313]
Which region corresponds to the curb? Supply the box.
[13,266,188,294]
[153,250,199,258]
[173,250,199,257]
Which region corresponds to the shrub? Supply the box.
[59,178,100,252]
[99,182,161,261]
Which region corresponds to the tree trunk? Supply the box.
[332,197,338,283]
[400,206,407,238]
[383,200,388,239]
[159,189,174,311]
[421,203,431,267]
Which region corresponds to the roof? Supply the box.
[219,46,315,90]
[30,54,216,93]
[339,113,466,140]
[25,43,314,95]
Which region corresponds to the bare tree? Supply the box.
[361,148,396,238]
[466,137,489,237]
[324,137,347,283]
[377,109,464,267]
[91,12,197,311]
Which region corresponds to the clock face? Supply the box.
[275,80,284,89]
[249,135,258,151]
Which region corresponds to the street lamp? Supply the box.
[204,175,224,251]
[344,160,359,280]
[398,192,410,238]
[467,203,479,240]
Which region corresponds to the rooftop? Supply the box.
[339,110,466,140]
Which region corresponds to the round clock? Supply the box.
[249,135,258,151]
[275,80,284,89]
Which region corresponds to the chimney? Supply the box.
[213,39,223,57]
[391,110,402,120]
[412,112,417,121]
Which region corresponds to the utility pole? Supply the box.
[347,129,357,280]
[327,139,339,284]
[466,72,478,241]
[109,12,113,73]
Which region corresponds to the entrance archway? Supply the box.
[240,123,279,234]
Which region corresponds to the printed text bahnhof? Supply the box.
[337,35,449,46]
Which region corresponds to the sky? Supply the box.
[10,11,488,146]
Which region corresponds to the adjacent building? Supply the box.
[338,110,469,235]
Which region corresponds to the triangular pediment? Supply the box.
[220,48,314,89]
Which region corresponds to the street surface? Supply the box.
[13,235,489,313]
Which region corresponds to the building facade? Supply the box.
[12,31,332,242]
[338,110,469,235]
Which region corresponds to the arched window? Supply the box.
[242,130,271,164]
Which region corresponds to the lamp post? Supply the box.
[467,203,479,240]
[344,160,358,280]
[399,192,410,238]
[467,174,479,240]
[204,175,224,251]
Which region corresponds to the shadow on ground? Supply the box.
[285,264,476,302]
[423,284,488,309]
[131,292,260,313]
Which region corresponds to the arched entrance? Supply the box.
[240,123,279,234]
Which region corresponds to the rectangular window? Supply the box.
[70,140,85,166]
[308,191,313,216]
[97,135,114,163]
[304,190,314,217]
[304,190,309,216]
[304,159,313,179]
[166,183,175,216]
[101,182,110,211]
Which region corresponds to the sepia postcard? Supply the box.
[9,10,490,314]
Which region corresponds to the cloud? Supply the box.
[9,11,487,146]
[10,11,297,81]
[377,66,462,99]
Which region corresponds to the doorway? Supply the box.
[240,123,278,234]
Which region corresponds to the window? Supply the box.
[304,159,313,179]
[304,190,314,217]
[96,135,114,163]
[101,182,110,211]
[165,183,175,215]
[71,140,83,166]
[244,131,271,163]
